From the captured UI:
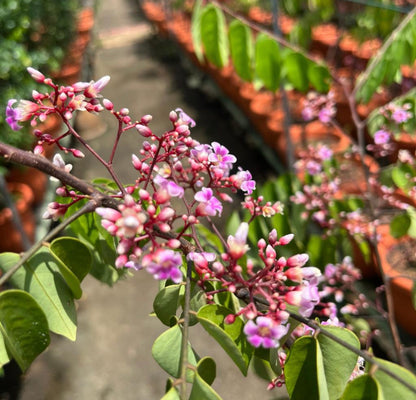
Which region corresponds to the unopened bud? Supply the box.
[135,124,152,137]
[103,98,114,110]
[27,67,45,83]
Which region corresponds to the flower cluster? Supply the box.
[367,102,413,157]
[6,68,322,352]
[302,91,336,124]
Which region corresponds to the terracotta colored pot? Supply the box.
[0,182,35,253]
[77,7,94,35]
[247,7,273,27]
[141,1,168,36]
[291,121,352,157]
[6,166,48,205]
[236,82,257,113]
[376,224,416,337]
[248,91,280,129]
[311,23,339,56]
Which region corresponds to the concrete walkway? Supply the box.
[18,0,285,399]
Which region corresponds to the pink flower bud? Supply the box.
[139,189,150,200]
[279,234,294,245]
[285,267,303,282]
[141,114,152,124]
[285,291,302,306]
[287,254,309,268]
[169,110,178,122]
[103,99,114,110]
[168,239,181,249]
[268,229,278,244]
[224,314,235,324]
[71,149,85,158]
[257,238,266,249]
[120,108,129,116]
[27,67,45,83]
[115,255,128,268]
[136,124,152,137]
[132,154,142,170]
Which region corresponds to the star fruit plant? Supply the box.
[0,67,416,399]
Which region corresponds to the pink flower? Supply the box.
[194,187,223,216]
[244,317,289,348]
[231,168,256,194]
[175,107,196,127]
[374,129,391,145]
[208,142,237,171]
[154,174,184,198]
[391,106,412,124]
[83,76,111,98]
[5,100,23,131]
[144,249,183,283]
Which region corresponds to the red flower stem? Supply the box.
[64,120,126,195]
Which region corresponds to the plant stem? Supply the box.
[65,120,126,195]
[0,200,97,286]
[0,143,119,209]
[179,259,193,399]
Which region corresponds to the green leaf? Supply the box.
[229,19,253,82]
[200,4,229,68]
[0,251,77,341]
[0,334,9,368]
[0,290,50,372]
[255,33,282,92]
[318,326,361,399]
[392,164,414,191]
[340,374,381,400]
[189,369,222,400]
[50,237,91,282]
[284,52,309,92]
[307,64,331,93]
[161,386,180,400]
[285,336,329,399]
[251,355,276,382]
[188,285,207,326]
[49,237,91,299]
[389,212,411,238]
[374,357,416,398]
[154,284,184,326]
[197,304,252,375]
[152,324,198,380]
[355,10,416,103]
[191,0,204,63]
[196,356,216,385]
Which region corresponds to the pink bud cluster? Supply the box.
[302,91,336,124]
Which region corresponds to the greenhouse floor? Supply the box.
[17,0,286,399]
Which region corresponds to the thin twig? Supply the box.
[178,259,193,399]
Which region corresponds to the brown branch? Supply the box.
[0,143,119,209]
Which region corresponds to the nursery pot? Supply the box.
[291,121,352,157]
[7,166,48,206]
[376,224,416,337]
[0,182,35,253]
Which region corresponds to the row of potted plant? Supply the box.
[0,3,96,254]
